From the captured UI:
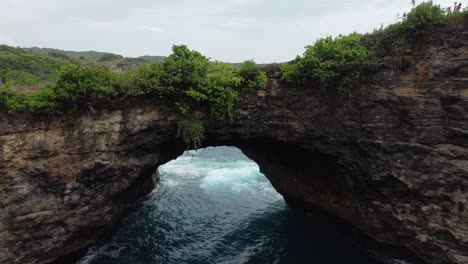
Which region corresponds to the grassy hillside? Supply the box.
[0,45,72,88]
[0,46,169,90]
[1,44,245,89]
[24,47,115,59]
[23,47,166,68]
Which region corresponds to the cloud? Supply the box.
[0,0,459,62]
[141,26,163,33]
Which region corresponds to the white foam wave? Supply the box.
[158,146,283,200]
[200,164,282,200]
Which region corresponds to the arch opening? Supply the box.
[75,145,422,264]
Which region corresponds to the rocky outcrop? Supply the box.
[0,104,186,264]
[1,31,468,264]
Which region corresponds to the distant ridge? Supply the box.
[0,44,169,87]
[24,47,114,59]
[138,55,167,63]
[24,47,167,62]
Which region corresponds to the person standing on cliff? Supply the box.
[453,2,461,13]
[457,3,462,12]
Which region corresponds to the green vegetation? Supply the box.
[1,1,465,148]
[119,63,164,96]
[365,1,468,57]
[24,47,112,59]
[156,46,266,120]
[47,52,77,64]
[98,53,124,62]
[198,62,241,119]
[159,45,211,97]
[281,1,467,91]
[0,44,266,150]
[177,118,205,150]
[0,45,71,86]
[402,1,447,36]
[281,33,372,93]
[239,60,268,90]
[51,65,120,110]
[0,65,121,114]
[0,86,27,112]
[139,55,167,63]
[24,47,166,71]
[26,47,168,64]
[0,45,267,123]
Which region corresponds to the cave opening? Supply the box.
[72,144,419,264]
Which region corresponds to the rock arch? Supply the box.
[1,58,468,264]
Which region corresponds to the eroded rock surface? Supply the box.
[0,106,185,264]
[1,31,468,264]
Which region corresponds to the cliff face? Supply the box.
[1,33,468,264]
[0,105,185,263]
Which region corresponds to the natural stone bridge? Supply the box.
[1,41,468,264]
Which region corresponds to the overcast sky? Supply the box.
[0,0,461,63]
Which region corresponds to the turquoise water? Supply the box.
[79,146,406,264]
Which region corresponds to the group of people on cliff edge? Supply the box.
[449,2,463,13]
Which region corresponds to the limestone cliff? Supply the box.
[1,31,468,264]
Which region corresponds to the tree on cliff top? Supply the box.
[281,33,372,93]
[159,45,210,94]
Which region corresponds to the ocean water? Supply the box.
[79,146,407,264]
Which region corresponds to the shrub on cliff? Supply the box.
[156,45,265,120]
[0,85,27,112]
[366,1,466,57]
[159,45,210,95]
[0,69,11,86]
[156,45,238,119]
[27,85,61,113]
[119,63,164,96]
[281,33,372,93]
[201,62,241,119]
[177,118,205,150]
[239,60,267,90]
[401,1,447,37]
[52,65,119,110]
[14,65,120,114]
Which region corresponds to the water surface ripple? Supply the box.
[79,146,406,264]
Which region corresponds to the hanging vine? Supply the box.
[177,118,205,150]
